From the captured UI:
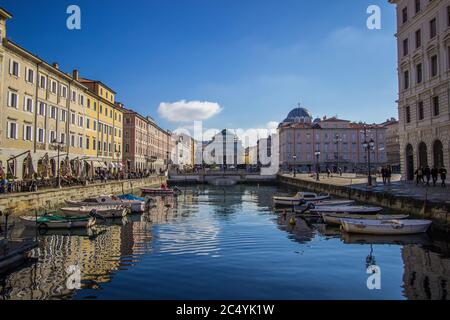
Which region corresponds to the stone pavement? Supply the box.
[283,173,450,205]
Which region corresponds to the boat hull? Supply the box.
[310,206,383,214]
[323,214,409,226]
[341,219,432,235]
[20,216,97,229]
[60,207,128,219]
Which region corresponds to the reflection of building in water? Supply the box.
[402,245,450,300]
[277,213,315,244]
[0,222,152,300]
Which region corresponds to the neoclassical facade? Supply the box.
[390,0,450,179]
[278,107,388,172]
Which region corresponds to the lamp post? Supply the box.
[363,138,375,186]
[315,150,321,181]
[293,155,297,178]
[334,133,343,173]
[52,139,64,189]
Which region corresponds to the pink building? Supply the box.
[278,107,387,173]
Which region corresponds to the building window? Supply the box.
[94,102,97,111]
[431,55,438,77]
[403,38,409,56]
[406,106,411,123]
[25,68,34,83]
[38,102,46,116]
[78,115,84,128]
[93,120,97,131]
[9,60,20,77]
[447,6,450,27]
[402,7,408,24]
[86,137,90,150]
[61,110,67,122]
[79,136,83,148]
[24,96,33,113]
[404,70,409,89]
[49,130,56,143]
[60,133,66,145]
[71,135,75,147]
[80,95,85,106]
[415,29,421,48]
[418,101,424,120]
[50,106,58,119]
[51,80,57,94]
[86,118,90,129]
[7,122,18,139]
[415,0,421,14]
[71,113,76,125]
[416,63,423,83]
[39,75,47,89]
[24,125,33,141]
[430,18,437,39]
[72,91,76,102]
[7,91,18,109]
[93,139,97,150]
[37,128,45,143]
[61,86,68,99]
[433,96,440,116]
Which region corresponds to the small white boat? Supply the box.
[20,215,97,229]
[273,192,330,206]
[309,205,383,214]
[322,213,410,226]
[341,219,432,235]
[313,199,355,207]
[66,195,144,213]
[60,206,128,219]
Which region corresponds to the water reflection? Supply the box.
[1,185,450,300]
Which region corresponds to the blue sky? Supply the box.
[2,0,398,132]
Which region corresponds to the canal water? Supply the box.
[1,185,449,300]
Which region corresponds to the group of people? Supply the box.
[414,166,447,188]
[380,165,393,185]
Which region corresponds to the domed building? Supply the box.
[278,105,388,174]
[282,107,313,124]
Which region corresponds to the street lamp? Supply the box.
[52,139,64,188]
[363,138,376,186]
[315,150,321,181]
[292,155,297,177]
[334,133,343,173]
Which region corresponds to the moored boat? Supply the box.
[273,192,330,206]
[309,205,383,214]
[341,219,432,235]
[322,213,410,226]
[65,195,144,213]
[60,205,128,219]
[20,215,96,229]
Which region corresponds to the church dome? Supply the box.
[282,107,313,124]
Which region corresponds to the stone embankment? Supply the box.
[0,176,165,215]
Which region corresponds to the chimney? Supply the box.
[72,69,79,80]
[52,62,59,70]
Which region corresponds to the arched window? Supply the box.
[433,140,444,168]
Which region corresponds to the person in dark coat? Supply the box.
[431,166,439,187]
[439,167,447,188]
[423,166,431,186]
[415,167,423,185]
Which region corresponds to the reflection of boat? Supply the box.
[19,215,96,229]
[60,206,128,218]
[341,219,432,235]
[310,206,383,214]
[0,239,37,275]
[65,195,144,213]
[323,214,409,226]
[273,192,330,206]
[341,232,432,246]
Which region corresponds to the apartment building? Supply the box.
[390,0,450,179]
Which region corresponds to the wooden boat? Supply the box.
[341,219,432,235]
[273,192,330,206]
[1,239,37,275]
[141,187,181,196]
[65,195,144,213]
[309,205,383,214]
[60,205,128,219]
[322,213,410,226]
[311,199,355,206]
[19,215,96,229]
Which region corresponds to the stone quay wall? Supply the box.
[0,176,166,216]
[277,175,450,229]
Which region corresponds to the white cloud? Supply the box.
[158,100,222,122]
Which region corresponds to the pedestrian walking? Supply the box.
[381,167,387,185]
[415,167,423,185]
[439,166,447,188]
[386,165,392,185]
[424,166,431,186]
[431,166,439,186]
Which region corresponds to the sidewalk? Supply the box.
[283,174,450,205]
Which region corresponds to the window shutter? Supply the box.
[9,59,12,75]
[6,121,9,138]
[23,125,25,141]
[25,67,28,81]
